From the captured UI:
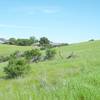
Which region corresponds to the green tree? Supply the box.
[16,39,31,46]
[30,36,38,44]
[8,38,16,45]
[39,37,50,49]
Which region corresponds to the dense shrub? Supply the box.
[45,49,56,60]
[4,57,30,78]
[24,49,41,62]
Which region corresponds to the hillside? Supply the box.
[0,40,100,100]
[0,44,32,56]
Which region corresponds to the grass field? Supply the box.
[0,40,100,100]
[0,44,32,56]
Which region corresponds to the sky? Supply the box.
[0,0,100,43]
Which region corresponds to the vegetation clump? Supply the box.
[45,49,56,60]
[24,49,41,62]
[4,55,30,78]
[5,36,38,46]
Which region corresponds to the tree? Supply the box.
[8,38,16,45]
[39,37,50,45]
[5,36,38,46]
[16,39,31,46]
[30,36,38,44]
[39,37,50,49]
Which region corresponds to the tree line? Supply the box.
[4,36,50,46]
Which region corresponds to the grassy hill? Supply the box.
[0,40,100,100]
[0,44,32,56]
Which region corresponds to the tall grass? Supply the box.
[0,40,100,100]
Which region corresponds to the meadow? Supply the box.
[0,40,100,100]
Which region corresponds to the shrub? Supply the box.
[24,49,41,62]
[4,57,30,78]
[45,49,56,60]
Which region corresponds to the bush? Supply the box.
[24,49,41,62]
[45,49,56,60]
[4,57,30,78]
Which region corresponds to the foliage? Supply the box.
[8,38,16,45]
[45,49,56,59]
[30,36,38,44]
[4,56,30,78]
[24,49,41,62]
[39,37,50,45]
[6,36,38,46]
[39,37,50,49]
[16,39,32,46]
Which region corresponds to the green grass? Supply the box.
[0,44,32,56]
[0,40,100,100]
